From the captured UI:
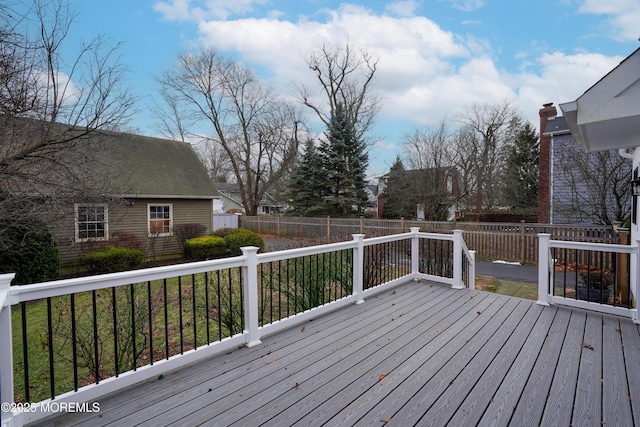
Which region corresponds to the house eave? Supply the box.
[559,48,640,153]
[120,194,219,200]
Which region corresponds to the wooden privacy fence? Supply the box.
[240,216,624,265]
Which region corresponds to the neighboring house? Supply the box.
[376,167,461,220]
[538,104,631,224]
[46,128,221,266]
[556,47,640,239]
[214,182,287,215]
[365,184,378,217]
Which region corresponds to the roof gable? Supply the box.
[91,131,219,199]
[559,48,640,152]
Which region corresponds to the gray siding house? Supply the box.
[43,128,221,266]
[539,105,631,225]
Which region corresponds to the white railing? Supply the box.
[0,228,472,427]
[537,233,639,322]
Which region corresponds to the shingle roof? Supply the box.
[543,116,569,135]
[91,131,219,198]
[1,115,219,199]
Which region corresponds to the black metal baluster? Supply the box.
[130,285,136,370]
[217,271,222,341]
[192,274,197,349]
[148,281,153,364]
[286,259,290,317]
[21,302,30,402]
[178,277,184,354]
[587,251,592,302]
[277,260,282,321]
[269,261,274,324]
[163,279,169,359]
[93,290,100,381]
[46,297,55,398]
[71,293,79,388]
[111,288,118,377]
[227,269,233,335]
[205,272,211,344]
[302,255,306,310]
[294,258,298,313]
[239,268,244,330]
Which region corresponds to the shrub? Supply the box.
[0,228,60,285]
[81,246,144,273]
[222,228,265,256]
[212,227,237,238]
[174,223,208,244]
[184,236,227,260]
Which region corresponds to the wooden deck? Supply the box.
[31,281,640,427]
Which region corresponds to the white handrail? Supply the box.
[537,233,639,321]
[0,231,470,427]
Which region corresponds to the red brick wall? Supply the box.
[537,103,557,223]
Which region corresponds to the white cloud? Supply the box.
[577,0,640,41]
[154,0,268,21]
[385,0,420,17]
[441,0,484,12]
[152,0,631,164]
[512,52,624,129]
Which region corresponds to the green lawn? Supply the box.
[476,275,538,301]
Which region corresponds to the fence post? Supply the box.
[352,234,365,304]
[0,273,16,421]
[520,220,526,263]
[277,215,281,237]
[537,234,551,306]
[241,247,262,347]
[452,230,464,289]
[616,228,629,305]
[326,216,331,240]
[410,227,420,277]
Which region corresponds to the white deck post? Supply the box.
[469,250,476,290]
[410,227,420,278]
[537,234,551,306]
[241,247,262,347]
[0,273,16,427]
[352,234,365,304]
[452,230,464,289]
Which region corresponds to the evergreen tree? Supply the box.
[502,122,539,209]
[320,103,370,216]
[381,157,415,219]
[287,139,327,216]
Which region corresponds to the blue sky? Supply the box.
[61,0,639,174]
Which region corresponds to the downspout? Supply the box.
[549,136,554,224]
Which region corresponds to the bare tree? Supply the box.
[298,40,381,142]
[402,121,458,220]
[0,0,136,248]
[554,145,631,225]
[156,49,302,216]
[452,100,521,210]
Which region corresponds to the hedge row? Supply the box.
[81,246,145,273]
[185,228,265,260]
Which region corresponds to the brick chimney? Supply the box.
[537,103,557,223]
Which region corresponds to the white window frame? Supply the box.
[74,203,109,243]
[148,203,173,237]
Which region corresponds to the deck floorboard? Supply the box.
[28,281,640,427]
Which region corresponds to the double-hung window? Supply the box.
[75,204,108,242]
[148,204,172,236]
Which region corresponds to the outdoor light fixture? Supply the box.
[632,178,640,196]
